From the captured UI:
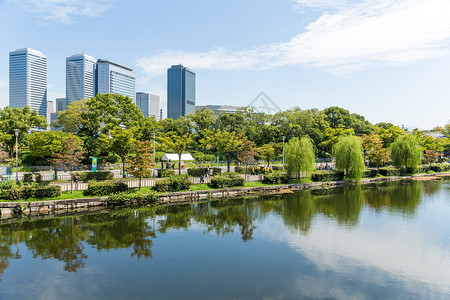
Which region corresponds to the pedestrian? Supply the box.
[204,167,209,177]
[200,174,204,184]
[209,167,213,177]
[74,175,80,190]
[31,172,36,182]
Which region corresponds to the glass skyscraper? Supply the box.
[167,64,196,120]
[136,92,160,120]
[96,59,136,101]
[66,53,96,105]
[9,48,47,116]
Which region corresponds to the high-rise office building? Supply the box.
[96,59,136,101]
[136,92,160,120]
[56,97,67,112]
[9,48,47,116]
[167,64,195,119]
[66,53,96,105]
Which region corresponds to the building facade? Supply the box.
[167,64,195,119]
[96,59,136,101]
[9,48,47,116]
[136,92,161,120]
[66,53,96,105]
[195,105,241,115]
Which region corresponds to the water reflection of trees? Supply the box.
[0,181,435,277]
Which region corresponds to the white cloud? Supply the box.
[15,0,113,24]
[136,0,450,77]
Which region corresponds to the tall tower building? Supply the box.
[136,92,160,120]
[9,48,47,116]
[66,53,96,105]
[167,64,195,120]
[96,59,136,101]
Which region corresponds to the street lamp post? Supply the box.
[282,136,286,166]
[14,129,20,182]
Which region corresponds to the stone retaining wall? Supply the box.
[0,173,448,220]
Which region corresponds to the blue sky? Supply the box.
[0,0,449,129]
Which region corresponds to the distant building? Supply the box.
[195,105,241,114]
[96,59,136,101]
[66,53,96,105]
[167,64,195,119]
[47,100,55,128]
[136,92,160,120]
[56,97,67,112]
[9,48,47,116]
[50,112,60,131]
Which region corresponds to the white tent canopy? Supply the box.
[161,153,194,161]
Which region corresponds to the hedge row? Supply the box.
[23,173,42,183]
[73,171,114,181]
[86,181,128,196]
[1,186,61,201]
[261,172,290,184]
[209,174,244,188]
[187,167,221,177]
[157,169,175,178]
[311,171,345,182]
[107,190,159,204]
[154,175,191,192]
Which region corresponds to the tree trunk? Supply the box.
[122,158,126,178]
[178,153,182,175]
[226,153,231,173]
[70,172,73,194]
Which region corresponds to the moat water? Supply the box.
[0,180,449,299]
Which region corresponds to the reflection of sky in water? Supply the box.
[259,183,450,298]
[1,181,449,299]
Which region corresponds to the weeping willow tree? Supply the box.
[285,137,316,179]
[390,134,422,169]
[333,135,365,181]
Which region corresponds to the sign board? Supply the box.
[92,157,97,172]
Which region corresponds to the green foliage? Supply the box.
[157,169,175,178]
[378,167,402,176]
[154,175,191,192]
[311,171,345,182]
[0,181,16,191]
[390,135,422,169]
[73,171,114,181]
[208,129,244,172]
[86,181,128,196]
[429,163,450,172]
[363,169,379,178]
[261,172,290,184]
[23,173,42,183]
[285,137,316,179]
[333,135,365,180]
[191,151,216,162]
[107,190,159,204]
[209,174,244,188]
[187,167,221,177]
[1,186,61,200]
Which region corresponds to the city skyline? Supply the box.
[1,0,450,128]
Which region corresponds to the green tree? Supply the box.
[374,123,405,147]
[390,134,422,170]
[209,130,244,172]
[285,137,316,179]
[50,135,85,193]
[257,144,276,167]
[99,127,136,178]
[126,140,154,189]
[0,106,47,158]
[324,106,372,134]
[237,140,257,179]
[361,133,390,168]
[160,133,192,174]
[333,136,365,180]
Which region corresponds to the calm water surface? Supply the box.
[0,180,449,299]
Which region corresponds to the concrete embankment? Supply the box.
[0,173,448,221]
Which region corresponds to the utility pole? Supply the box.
[14,129,20,182]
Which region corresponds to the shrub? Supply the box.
[272,165,283,171]
[311,171,345,182]
[187,167,221,176]
[209,174,244,188]
[158,169,175,178]
[154,175,191,192]
[33,186,61,198]
[430,163,450,172]
[73,171,114,181]
[261,172,290,184]
[378,167,402,176]
[363,169,379,178]
[86,181,128,196]
[23,173,42,183]
[107,190,159,204]
[234,166,245,173]
[407,165,430,174]
[0,185,61,200]
[0,181,16,191]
